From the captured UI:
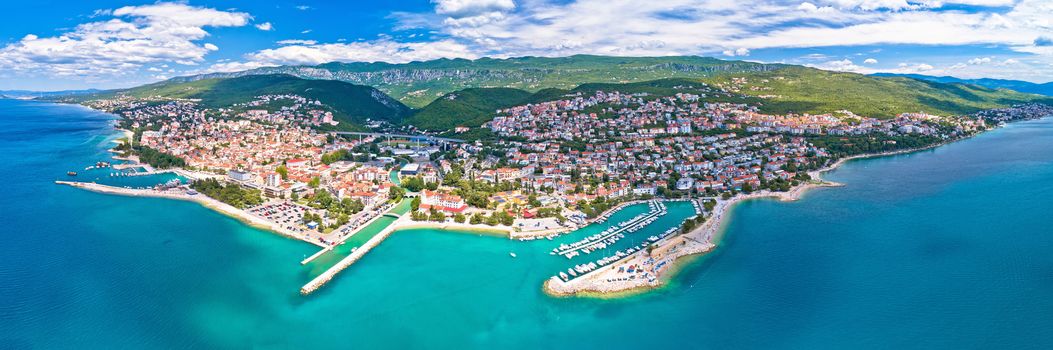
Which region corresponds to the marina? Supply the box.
[551,200,667,258]
[553,204,689,282]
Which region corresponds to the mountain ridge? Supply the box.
[163,55,785,107]
[871,73,1053,97]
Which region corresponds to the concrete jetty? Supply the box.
[300,247,332,265]
[300,215,405,295]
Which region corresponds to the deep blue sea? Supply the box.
[3,98,1053,349]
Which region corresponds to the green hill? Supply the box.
[416,70,1051,132]
[66,75,412,129]
[168,55,783,107]
[55,56,1052,133]
[407,88,533,130]
[702,66,1052,118]
[872,73,1053,97]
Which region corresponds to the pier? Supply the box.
[301,214,406,295]
[553,201,666,258]
[300,247,332,265]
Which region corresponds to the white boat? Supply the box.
[509,252,517,258]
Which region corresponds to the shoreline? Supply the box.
[392,220,515,236]
[63,134,963,298]
[541,141,953,297]
[55,181,326,249]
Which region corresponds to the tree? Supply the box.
[411,197,421,211]
[389,186,406,202]
[402,176,425,192]
[528,194,541,208]
[453,213,466,223]
[429,209,446,222]
[308,177,320,188]
[470,213,483,225]
[275,164,288,180]
[189,178,263,209]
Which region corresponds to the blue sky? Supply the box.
[1,0,1051,90]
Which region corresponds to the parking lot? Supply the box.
[247,201,320,235]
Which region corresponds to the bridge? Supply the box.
[331,131,465,144]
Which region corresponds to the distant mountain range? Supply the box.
[1,89,101,99]
[43,56,1053,132]
[165,55,784,108]
[871,73,1053,97]
[409,66,1053,131]
[51,75,411,131]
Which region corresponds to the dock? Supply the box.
[300,214,405,295]
[300,247,332,265]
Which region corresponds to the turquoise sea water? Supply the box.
[3,98,1053,349]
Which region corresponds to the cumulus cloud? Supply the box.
[9,0,1053,85]
[967,57,992,65]
[277,39,318,46]
[797,2,836,13]
[215,39,478,69]
[433,0,515,18]
[255,22,273,31]
[206,0,1053,81]
[0,2,248,78]
[388,0,1053,64]
[817,0,1015,11]
[722,48,751,57]
[863,58,878,64]
[897,62,935,72]
[811,59,865,72]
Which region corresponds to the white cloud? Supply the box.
[206,0,1053,81]
[277,39,318,46]
[722,48,751,57]
[798,2,836,13]
[896,62,935,72]
[215,39,478,69]
[0,2,248,79]
[386,0,1053,66]
[255,22,273,31]
[817,0,1015,11]
[863,58,878,64]
[433,0,515,18]
[810,59,865,72]
[110,2,249,28]
[14,0,1051,85]
[967,57,992,65]
[295,5,312,11]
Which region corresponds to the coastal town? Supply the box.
[13,1,1053,347]
[61,83,1053,296]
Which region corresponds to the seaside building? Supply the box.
[420,190,468,213]
[228,169,253,182]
